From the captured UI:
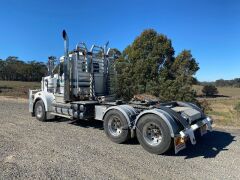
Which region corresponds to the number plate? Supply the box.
[174,137,186,154]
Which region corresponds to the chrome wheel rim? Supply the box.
[108,116,122,136]
[36,105,43,118]
[142,122,162,146]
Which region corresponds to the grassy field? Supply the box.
[194,85,240,128]
[0,80,40,98]
[206,98,240,127]
[194,85,240,98]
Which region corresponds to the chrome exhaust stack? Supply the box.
[62,30,71,102]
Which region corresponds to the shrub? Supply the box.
[202,85,218,96]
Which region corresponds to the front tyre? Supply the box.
[136,114,172,154]
[34,100,47,122]
[104,110,130,144]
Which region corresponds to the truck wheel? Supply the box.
[34,100,47,122]
[104,110,130,144]
[136,114,172,154]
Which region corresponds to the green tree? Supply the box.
[0,59,6,80]
[108,48,121,58]
[0,57,47,81]
[115,29,175,99]
[115,29,199,102]
[159,50,199,101]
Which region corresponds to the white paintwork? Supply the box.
[29,88,55,119]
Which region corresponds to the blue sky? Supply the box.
[0,0,239,81]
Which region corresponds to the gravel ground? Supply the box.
[0,97,240,179]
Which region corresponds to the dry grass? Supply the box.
[206,98,240,127]
[0,80,40,98]
[193,85,240,128]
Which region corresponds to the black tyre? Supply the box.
[34,100,47,122]
[136,114,172,154]
[103,110,130,144]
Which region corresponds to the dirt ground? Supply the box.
[0,97,240,179]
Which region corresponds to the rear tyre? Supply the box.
[104,110,130,144]
[136,114,172,154]
[34,100,47,122]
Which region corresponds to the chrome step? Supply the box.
[50,112,73,119]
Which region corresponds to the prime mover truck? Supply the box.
[29,30,213,154]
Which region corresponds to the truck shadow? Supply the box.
[166,130,236,159]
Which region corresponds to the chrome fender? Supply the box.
[134,108,180,137]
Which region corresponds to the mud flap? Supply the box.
[200,124,208,136]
